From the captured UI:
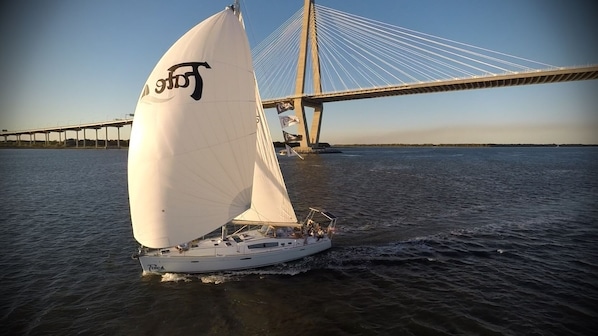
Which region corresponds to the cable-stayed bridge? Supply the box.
[255,0,597,152]
[2,0,597,149]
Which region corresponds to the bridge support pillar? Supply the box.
[292,0,324,153]
[104,126,108,149]
[116,126,122,148]
[309,103,323,148]
[95,128,99,148]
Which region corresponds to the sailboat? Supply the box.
[128,3,336,274]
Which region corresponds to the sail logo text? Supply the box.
[155,62,211,100]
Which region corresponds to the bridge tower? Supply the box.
[293,0,324,153]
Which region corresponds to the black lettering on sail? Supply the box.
[155,62,211,100]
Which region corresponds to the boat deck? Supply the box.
[141,227,328,258]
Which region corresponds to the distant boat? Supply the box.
[128,3,336,274]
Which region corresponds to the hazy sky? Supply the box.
[1,0,597,144]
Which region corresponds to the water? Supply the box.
[1,147,597,335]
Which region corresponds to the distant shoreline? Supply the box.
[1,143,597,150]
[334,143,598,147]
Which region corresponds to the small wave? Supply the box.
[200,274,228,284]
[227,266,309,277]
[160,273,192,282]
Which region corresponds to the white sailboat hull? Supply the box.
[137,232,332,274]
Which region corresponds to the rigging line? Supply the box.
[319,15,430,83]
[317,38,352,91]
[318,29,384,88]
[320,28,406,86]
[316,8,466,79]
[317,4,555,69]
[255,35,294,68]
[253,14,302,68]
[385,21,556,69]
[338,32,442,84]
[364,31,460,80]
[266,31,299,69]
[367,30,478,79]
[322,6,500,76]
[253,10,302,96]
[319,58,338,93]
[256,28,299,82]
[239,0,257,50]
[255,44,300,93]
[317,18,382,88]
[318,7,488,77]
[256,47,289,77]
[254,23,301,97]
[318,16,415,84]
[275,26,302,96]
[318,16,401,85]
[255,57,284,84]
[380,34,491,76]
[404,53,458,81]
[318,33,374,90]
[362,27,481,79]
[317,30,369,91]
[374,28,518,74]
[377,26,539,71]
[252,7,302,55]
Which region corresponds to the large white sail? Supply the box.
[128,8,256,248]
[234,85,298,224]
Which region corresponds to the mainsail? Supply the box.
[128,8,256,248]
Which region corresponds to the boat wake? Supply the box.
[149,218,563,283]
[155,267,310,284]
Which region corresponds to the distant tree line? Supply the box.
[335,143,597,147]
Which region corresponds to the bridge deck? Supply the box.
[262,65,598,108]
[1,120,132,137]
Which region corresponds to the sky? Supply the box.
[0,0,597,144]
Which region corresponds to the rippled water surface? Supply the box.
[1,147,597,335]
